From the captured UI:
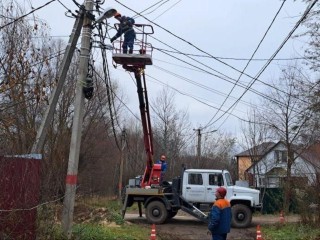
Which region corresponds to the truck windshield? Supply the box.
[225,172,233,186]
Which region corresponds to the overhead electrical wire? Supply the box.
[152,0,182,21]
[132,0,169,19]
[143,72,278,127]
[203,0,287,129]
[203,0,319,129]
[155,48,297,112]
[144,73,249,120]
[153,47,306,61]
[152,65,254,108]
[0,0,57,30]
[147,26,310,112]
[153,37,311,109]
[94,68,141,121]
[122,69,251,126]
[116,0,311,109]
[112,2,310,115]
[97,23,122,149]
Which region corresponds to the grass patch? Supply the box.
[262,223,320,240]
[42,223,150,240]
[36,197,151,239]
[72,223,150,240]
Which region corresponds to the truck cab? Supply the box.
[182,169,261,228]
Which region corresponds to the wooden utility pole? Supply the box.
[61,0,93,237]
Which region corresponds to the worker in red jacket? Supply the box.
[208,187,232,240]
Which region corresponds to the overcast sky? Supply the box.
[31,0,313,138]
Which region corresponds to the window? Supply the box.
[259,177,266,187]
[188,173,203,185]
[224,172,233,186]
[209,173,224,186]
[274,150,287,163]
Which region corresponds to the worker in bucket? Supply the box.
[156,154,167,184]
[208,187,232,240]
[110,13,136,54]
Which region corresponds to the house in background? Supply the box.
[244,141,320,188]
[235,142,275,181]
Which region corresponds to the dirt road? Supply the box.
[125,213,299,240]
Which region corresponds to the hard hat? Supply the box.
[114,12,121,18]
[216,187,227,198]
[160,155,166,161]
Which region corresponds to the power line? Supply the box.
[203,0,287,129]
[97,25,121,150]
[152,0,182,21]
[144,73,249,121]
[203,0,319,129]
[155,48,293,111]
[152,65,254,108]
[132,0,168,19]
[92,68,140,121]
[0,0,56,30]
[116,0,311,108]
[153,47,306,61]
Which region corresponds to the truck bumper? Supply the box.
[254,203,263,211]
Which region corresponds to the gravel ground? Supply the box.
[125,213,300,240]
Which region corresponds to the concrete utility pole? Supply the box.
[118,129,126,200]
[62,0,93,237]
[31,11,84,154]
[194,128,202,168]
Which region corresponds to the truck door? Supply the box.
[183,172,206,202]
[205,172,224,203]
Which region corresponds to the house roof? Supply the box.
[299,143,320,171]
[235,142,276,157]
[245,141,320,173]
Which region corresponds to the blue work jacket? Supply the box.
[208,198,232,235]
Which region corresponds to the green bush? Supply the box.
[263,223,320,240]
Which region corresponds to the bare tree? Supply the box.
[255,64,314,213]
[151,87,192,178]
[0,0,52,154]
[297,0,320,72]
[200,130,236,171]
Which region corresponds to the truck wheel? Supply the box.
[146,201,168,224]
[231,204,252,228]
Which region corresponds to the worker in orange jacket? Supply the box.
[208,187,232,240]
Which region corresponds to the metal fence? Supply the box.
[0,156,41,240]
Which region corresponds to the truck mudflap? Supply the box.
[179,196,208,223]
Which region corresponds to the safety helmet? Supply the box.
[114,12,121,18]
[160,155,166,161]
[216,187,227,198]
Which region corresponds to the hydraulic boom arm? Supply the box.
[132,69,161,187]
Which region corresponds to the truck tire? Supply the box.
[231,204,252,228]
[146,201,168,224]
